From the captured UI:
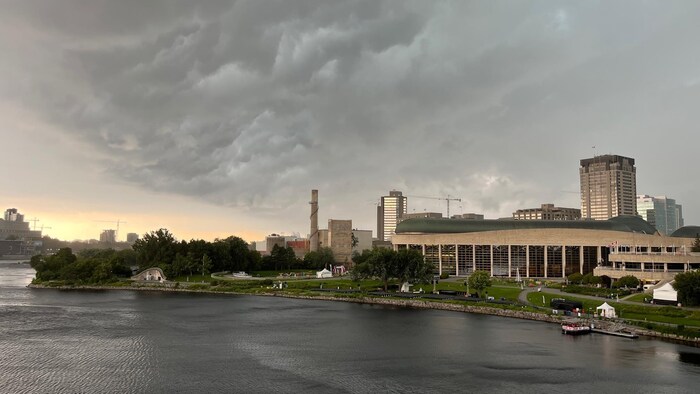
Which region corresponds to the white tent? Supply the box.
[653,283,677,305]
[596,302,617,318]
[316,268,332,279]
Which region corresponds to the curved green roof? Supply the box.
[395,215,658,235]
[670,226,700,238]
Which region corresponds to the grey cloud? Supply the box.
[4,0,700,231]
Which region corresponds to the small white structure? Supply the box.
[400,282,413,293]
[596,302,617,318]
[316,268,332,279]
[653,282,678,305]
[131,267,166,282]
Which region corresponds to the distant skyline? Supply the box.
[2,1,699,242]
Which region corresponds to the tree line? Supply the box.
[31,228,338,283]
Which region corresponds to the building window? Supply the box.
[458,245,473,275]
[441,245,456,276]
[493,245,508,277]
[529,246,544,277]
[475,245,491,272]
[547,246,562,278]
[565,246,580,276]
[510,245,526,277]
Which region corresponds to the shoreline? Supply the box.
[27,283,699,348]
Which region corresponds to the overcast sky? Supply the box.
[1,1,699,242]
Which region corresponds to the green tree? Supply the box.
[468,270,492,298]
[582,273,602,285]
[201,254,213,277]
[673,271,700,306]
[614,275,640,289]
[303,247,335,270]
[567,272,584,285]
[132,228,177,269]
[395,249,433,285]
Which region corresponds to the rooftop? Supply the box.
[396,215,659,235]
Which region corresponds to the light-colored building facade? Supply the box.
[513,204,581,220]
[99,229,116,244]
[328,219,353,264]
[377,190,407,241]
[636,195,683,235]
[580,155,637,220]
[265,234,286,254]
[392,216,700,279]
[351,229,373,254]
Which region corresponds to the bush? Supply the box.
[567,273,583,284]
[440,273,449,280]
[261,279,273,286]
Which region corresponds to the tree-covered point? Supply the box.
[31,248,135,283]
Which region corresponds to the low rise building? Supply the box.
[392,216,699,279]
[513,204,581,220]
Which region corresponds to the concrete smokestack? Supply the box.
[310,189,319,252]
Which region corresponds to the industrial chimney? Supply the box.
[310,189,319,252]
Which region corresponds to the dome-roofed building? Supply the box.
[670,226,700,238]
[393,216,700,280]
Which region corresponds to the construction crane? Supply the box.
[406,195,462,218]
[94,219,127,241]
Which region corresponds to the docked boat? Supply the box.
[561,322,591,335]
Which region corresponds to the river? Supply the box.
[1,261,699,393]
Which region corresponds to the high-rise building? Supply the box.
[126,233,139,243]
[99,229,116,244]
[377,190,407,241]
[636,195,684,235]
[579,155,637,220]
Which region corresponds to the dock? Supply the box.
[591,328,638,339]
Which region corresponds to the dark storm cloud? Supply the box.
[4,1,700,226]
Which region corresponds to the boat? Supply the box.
[561,322,591,335]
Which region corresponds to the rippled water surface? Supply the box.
[1,261,699,393]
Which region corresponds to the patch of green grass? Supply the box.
[526,292,700,327]
[623,293,651,303]
[172,274,213,283]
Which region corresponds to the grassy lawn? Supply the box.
[172,274,213,283]
[526,291,700,327]
[623,293,652,303]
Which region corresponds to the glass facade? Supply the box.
[528,246,544,277]
[636,195,684,235]
[457,245,473,275]
[510,245,527,277]
[492,245,509,277]
[565,246,580,276]
[475,245,491,272]
[547,246,562,278]
[441,245,456,276]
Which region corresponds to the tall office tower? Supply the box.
[377,190,407,241]
[579,155,637,220]
[636,195,684,235]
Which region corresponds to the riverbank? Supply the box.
[27,282,700,347]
